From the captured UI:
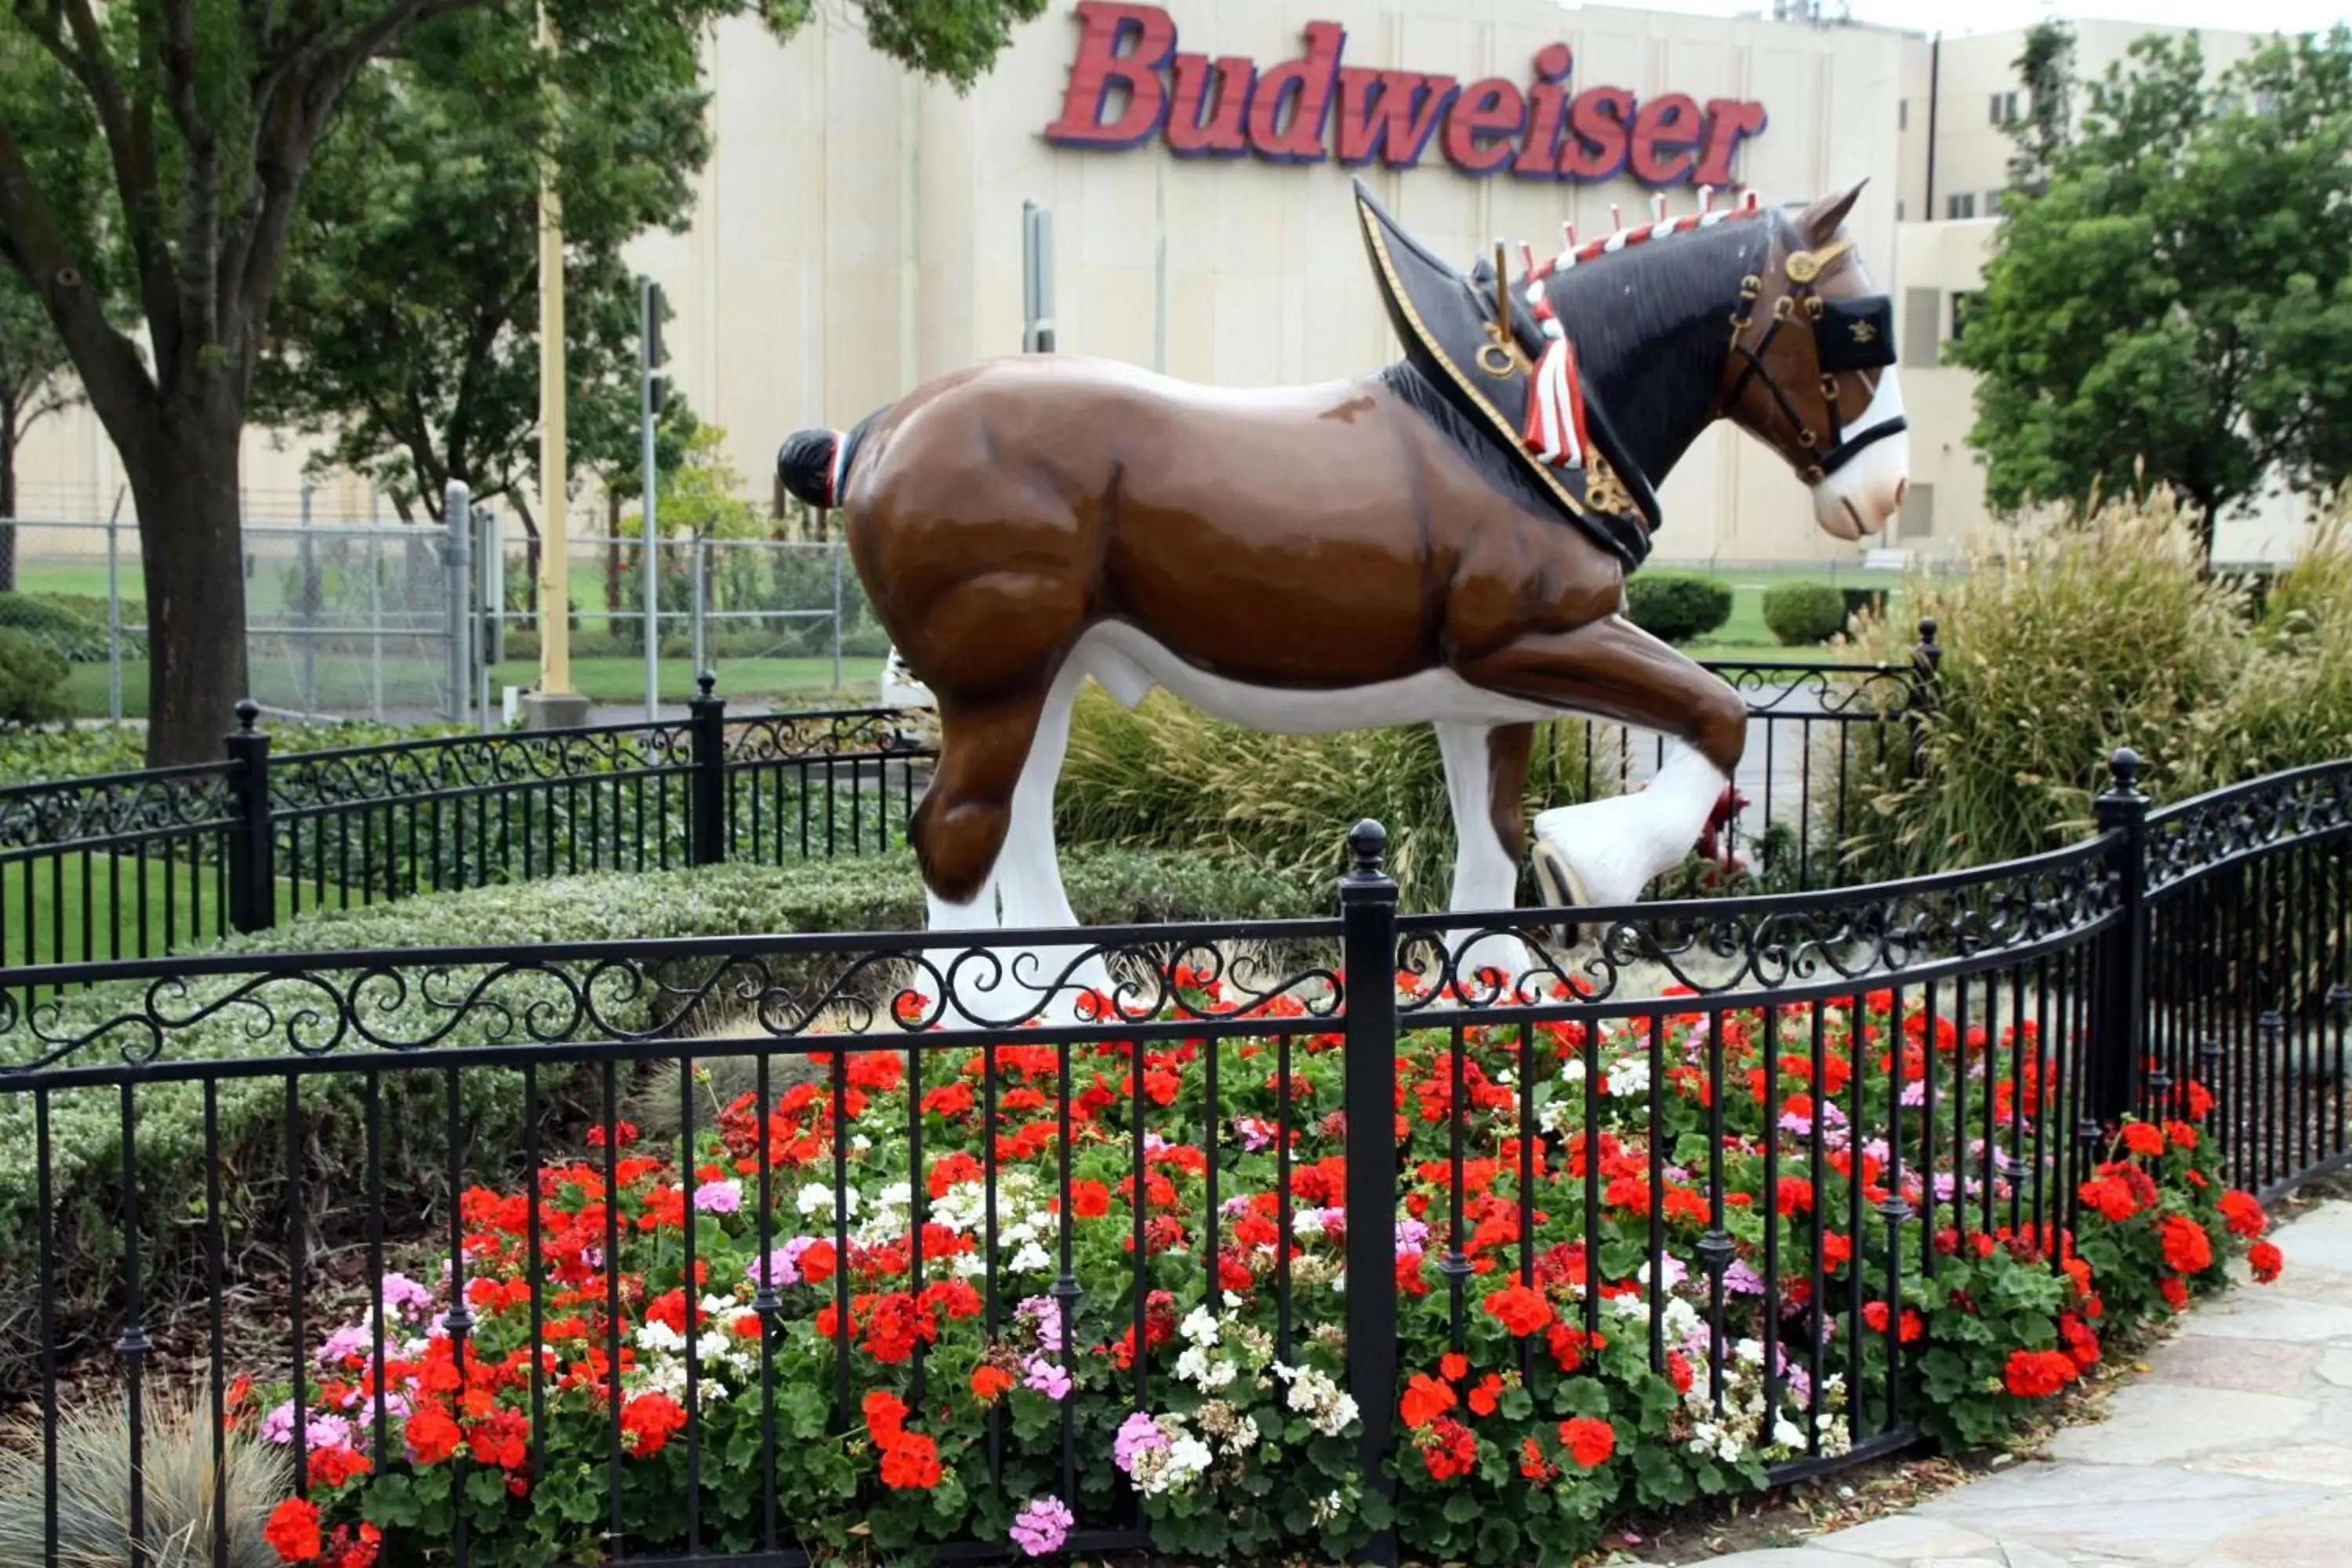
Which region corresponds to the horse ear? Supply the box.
[1796,180,1867,245]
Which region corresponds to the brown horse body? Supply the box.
[782,185,1910,1019]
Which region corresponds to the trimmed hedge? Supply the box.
[0,628,70,728]
[0,848,1318,1395]
[1624,572,1733,644]
[1762,581,1851,645]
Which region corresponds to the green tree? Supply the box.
[252,6,705,537]
[1953,26,2352,557]
[0,0,1049,764]
[2005,19,2077,194]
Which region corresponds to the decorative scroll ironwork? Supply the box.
[0,764,239,854]
[0,923,1346,1076]
[1395,839,2116,1009]
[269,724,696,815]
[2145,760,2352,896]
[721,708,937,767]
[1697,660,1922,718]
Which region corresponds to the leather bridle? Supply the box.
[1720,219,1907,484]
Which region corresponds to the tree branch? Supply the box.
[0,113,158,448]
[12,0,183,371]
[159,0,225,358]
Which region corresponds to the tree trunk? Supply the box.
[123,403,250,764]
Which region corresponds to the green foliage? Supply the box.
[1623,573,1734,645]
[1955,25,2352,546]
[1836,495,2253,874]
[252,6,716,518]
[2005,19,2078,192]
[1054,685,1602,910]
[0,626,67,728]
[0,718,473,791]
[0,1390,291,1568]
[1760,581,1851,646]
[0,591,113,659]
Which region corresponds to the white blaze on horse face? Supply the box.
[1810,363,1910,541]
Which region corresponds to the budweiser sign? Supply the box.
[1043,2,1768,187]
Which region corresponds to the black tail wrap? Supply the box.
[776,428,839,508]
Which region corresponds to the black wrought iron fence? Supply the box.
[3,745,2343,1567]
[1,637,1938,1011]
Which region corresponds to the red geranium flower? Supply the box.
[1481,1283,1555,1338]
[1467,1373,1504,1417]
[2118,1121,2165,1157]
[971,1365,1016,1402]
[2161,1276,2191,1312]
[2161,1213,2215,1275]
[1401,1373,1456,1430]
[1439,1352,1468,1382]
[265,1497,323,1563]
[880,1431,943,1490]
[2217,1189,2267,1238]
[1559,1416,1615,1467]
[1421,1417,1478,1481]
[2003,1348,2077,1398]
[2249,1239,2285,1283]
[620,1392,689,1457]
[404,1404,463,1467]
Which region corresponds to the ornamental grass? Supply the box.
[232,984,2274,1567]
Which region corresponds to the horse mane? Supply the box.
[1542,215,1777,489]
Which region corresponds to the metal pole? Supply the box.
[691,534,707,681]
[298,486,318,713]
[447,481,473,724]
[1022,201,1055,353]
[536,0,572,701]
[641,275,662,721]
[830,541,844,692]
[105,503,122,724]
[369,524,384,720]
[477,506,498,734]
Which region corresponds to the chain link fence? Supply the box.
[2,508,890,725]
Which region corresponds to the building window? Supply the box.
[1899,97,1908,131]
[1984,188,2002,216]
[1898,481,1935,540]
[1895,199,1905,222]
[1947,191,1977,220]
[1989,90,2019,125]
[1951,290,1983,343]
[1903,289,1940,369]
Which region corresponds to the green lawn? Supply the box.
[1675,565,1911,662]
[64,655,886,719]
[3,851,327,967]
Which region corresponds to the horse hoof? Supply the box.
[1529,839,1593,949]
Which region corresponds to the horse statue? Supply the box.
[776,177,1908,1022]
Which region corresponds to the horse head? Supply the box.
[1715,183,1911,541]
[1544,180,1910,544]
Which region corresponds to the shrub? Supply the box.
[1837,493,2249,875]
[0,1389,291,1568]
[1762,581,1850,645]
[1623,572,1733,644]
[1054,685,1603,910]
[0,627,71,728]
[0,717,474,791]
[0,591,113,661]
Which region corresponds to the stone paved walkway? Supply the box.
[1674,1196,2352,1568]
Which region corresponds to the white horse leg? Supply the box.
[1433,722,1532,991]
[990,669,1118,1024]
[1528,740,1731,912]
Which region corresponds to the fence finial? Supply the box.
[696,670,717,700]
[2106,746,2145,795]
[1347,819,1388,878]
[234,699,261,734]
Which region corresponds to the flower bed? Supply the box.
[239,981,2280,1567]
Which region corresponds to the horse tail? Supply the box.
[775,408,883,510]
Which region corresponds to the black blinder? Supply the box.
[1817,294,1896,372]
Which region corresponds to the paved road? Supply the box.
[1666,1198,2352,1568]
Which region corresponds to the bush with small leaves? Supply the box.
[0,626,71,728]
[1762,582,1852,646]
[1623,572,1733,645]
